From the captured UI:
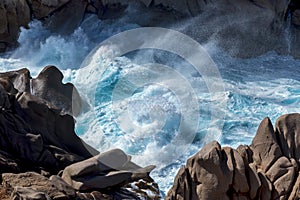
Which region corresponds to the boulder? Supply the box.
[250,117,282,172]
[62,149,155,191]
[167,141,234,200]
[32,65,82,116]
[167,114,300,199]
[0,68,31,93]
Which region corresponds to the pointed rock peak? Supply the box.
[197,140,221,160]
[252,117,276,146]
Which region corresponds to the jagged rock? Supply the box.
[250,117,282,172]
[167,141,233,200]
[230,148,249,194]
[167,115,300,200]
[0,66,159,200]
[0,66,96,173]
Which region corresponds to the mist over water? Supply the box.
[1,6,300,196]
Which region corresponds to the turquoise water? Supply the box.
[0,14,300,196]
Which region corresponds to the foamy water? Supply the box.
[1,13,300,197]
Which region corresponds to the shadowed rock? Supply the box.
[275,113,300,164]
[0,66,160,200]
[32,65,82,116]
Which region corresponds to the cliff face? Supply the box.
[0,0,300,57]
[0,66,160,200]
[166,114,300,200]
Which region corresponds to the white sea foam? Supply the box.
[0,11,299,196]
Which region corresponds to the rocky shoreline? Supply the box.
[166,115,300,200]
[1,67,300,200]
[0,66,160,200]
[1,1,300,200]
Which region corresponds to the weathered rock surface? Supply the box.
[0,66,160,200]
[62,149,155,191]
[167,114,300,200]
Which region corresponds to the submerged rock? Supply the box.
[167,114,300,199]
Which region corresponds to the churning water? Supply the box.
[1,12,300,196]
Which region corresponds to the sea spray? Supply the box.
[0,11,299,196]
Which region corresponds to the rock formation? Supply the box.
[166,114,300,200]
[0,66,160,200]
